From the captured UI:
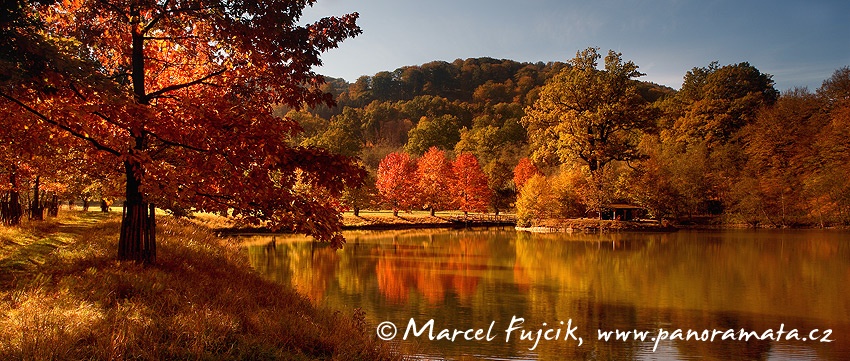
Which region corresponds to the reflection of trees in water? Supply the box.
[512,230,850,360]
[512,230,850,322]
[245,240,340,304]
[245,230,850,360]
[374,236,487,304]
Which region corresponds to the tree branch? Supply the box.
[144,68,227,101]
[0,92,122,157]
[144,129,209,153]
[67,82,130,130]
[143,35,199,41]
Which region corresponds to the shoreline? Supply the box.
[207,212,846,237]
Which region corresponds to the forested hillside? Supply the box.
[289,53,850,227]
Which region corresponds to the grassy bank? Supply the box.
[0,211,399,360]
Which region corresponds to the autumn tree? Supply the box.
[512,157,541,192]
[660,61,778,216]
[729,88,820,226]
[805,67,850,225]
[515,170,585,226]
[514,174,554,227]
[376,152,419,216]
[0,98,94,223]
[1,0,363,262]
[671,61,779,145]
[523,47,656,173]
[817,66,850,108]
[451,153,491,215]
[416,147,454,216]
[618,154,679,220]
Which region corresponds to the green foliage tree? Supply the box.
[302,107,363,157]
[404,115,461,156]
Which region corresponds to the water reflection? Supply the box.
[244,229,850,360]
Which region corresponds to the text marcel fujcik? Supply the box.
[391,317,833,352]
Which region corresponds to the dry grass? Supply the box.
[0,211,401,361]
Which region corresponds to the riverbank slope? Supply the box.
[0,211,398,360]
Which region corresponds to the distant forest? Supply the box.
[287,56,850,227]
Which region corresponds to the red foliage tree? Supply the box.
[513,157,542,192]
[376,152,419,216]
[416,147,454,216]
[1,0,363,262]
[451,153,491,215]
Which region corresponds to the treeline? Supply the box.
[293,54,850,227]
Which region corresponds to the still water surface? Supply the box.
[244,229,850,360]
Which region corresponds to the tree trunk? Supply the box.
[118,8,156,264]
[353,207,360,217]
[100,199,109,212]
[118,160,156,263]
[47,194,59,217]
[4,171,22,225]
[393,209,398,217]
[30,175,43,221]
[429,208,435,217]
[82,198,89,211]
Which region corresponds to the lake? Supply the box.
[243,228,850,360]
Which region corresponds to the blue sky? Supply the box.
[301,0,850,91]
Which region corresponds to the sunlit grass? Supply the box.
[0,211,401,360]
